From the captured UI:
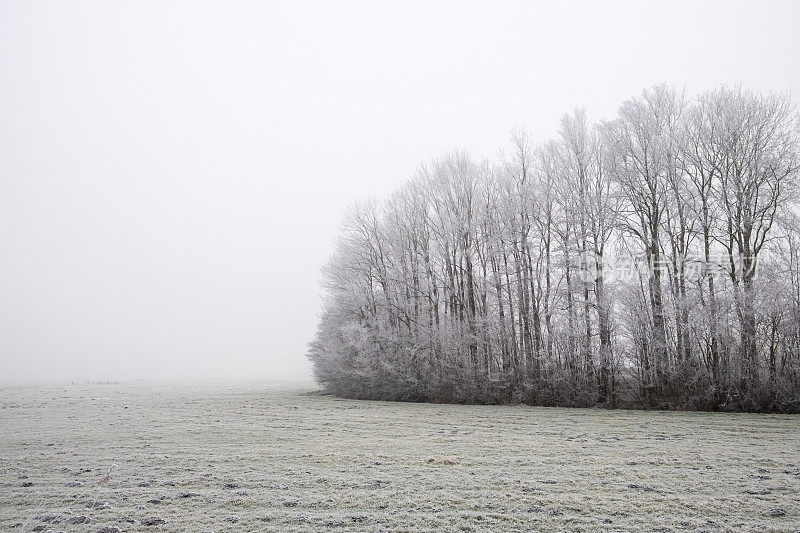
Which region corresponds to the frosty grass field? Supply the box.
[1,382,798,532]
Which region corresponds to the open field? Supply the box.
[0,382,798,532]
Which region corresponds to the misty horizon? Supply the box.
[3,0,800,382]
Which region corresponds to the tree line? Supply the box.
[308,84,800,412]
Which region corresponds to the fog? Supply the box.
[1,0,799,381]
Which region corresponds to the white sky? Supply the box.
[1,0,799,381]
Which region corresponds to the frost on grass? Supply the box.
[0,382,798,532]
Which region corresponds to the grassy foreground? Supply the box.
[1,381,798,532]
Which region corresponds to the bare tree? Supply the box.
[308,84,800,413]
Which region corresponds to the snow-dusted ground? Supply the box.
[0,382,798,532]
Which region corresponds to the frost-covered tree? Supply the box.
[308,84,800,413]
